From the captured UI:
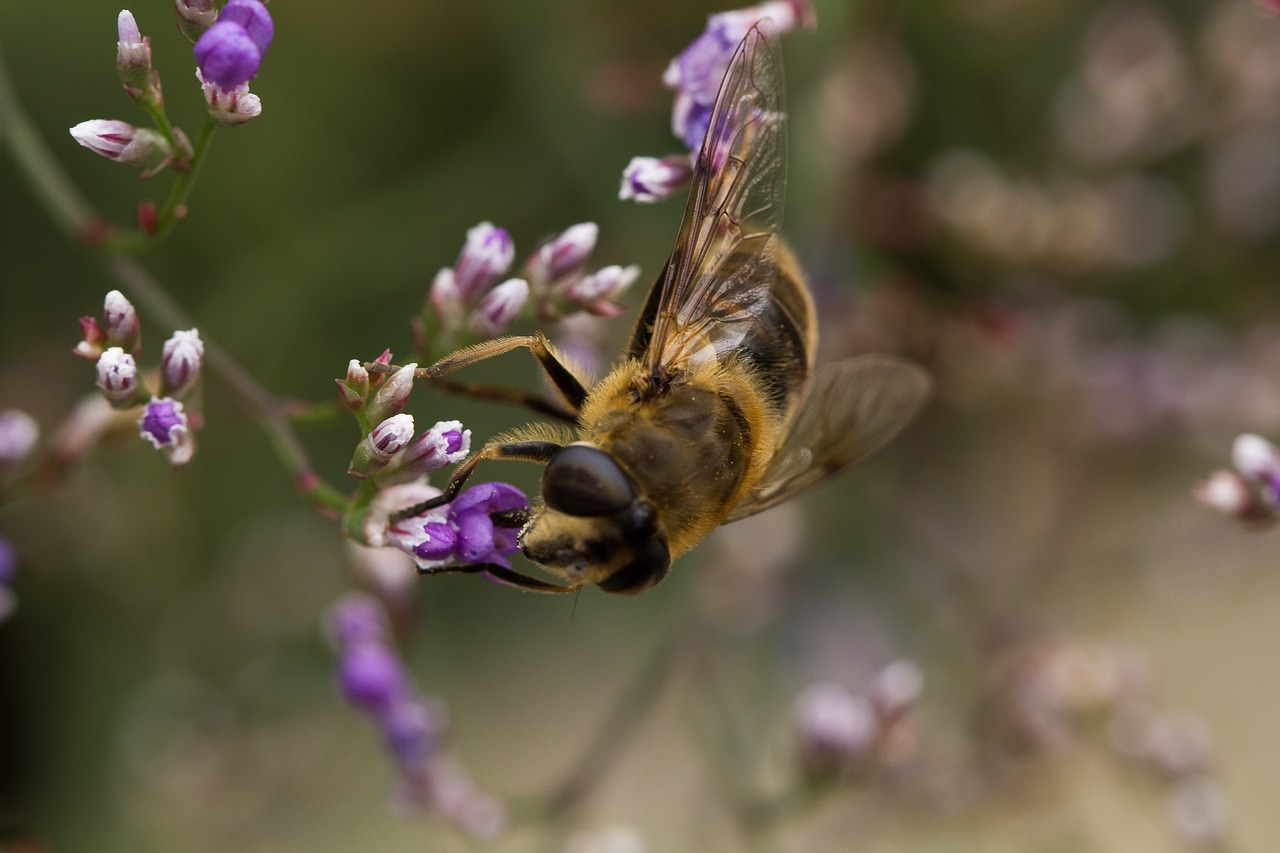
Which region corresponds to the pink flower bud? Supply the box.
[96,347,140,407]
[337,359,370,411]
[453,223,514,306]
[116,10,154,101]
[102,290,141,353]
[160,328,204,398]
[526,223,598,286]
[75,316,107,361]
[619,155,693,203]
[69,120,174,176]
[469,278,528,338]
[428,267,465,329]
[366,363,417,425]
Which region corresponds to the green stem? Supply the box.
[151,115,215,240]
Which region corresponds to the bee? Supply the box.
[399,24,932,594]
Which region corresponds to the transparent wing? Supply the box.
[724,355,933,522]
[637,24,788,373]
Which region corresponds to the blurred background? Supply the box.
[4,0,1280,850]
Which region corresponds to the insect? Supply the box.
[398,24,932,594]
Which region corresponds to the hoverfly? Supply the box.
[398,24,932,594]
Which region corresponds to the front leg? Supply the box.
[390,438,562,522]
[423,333,589,414]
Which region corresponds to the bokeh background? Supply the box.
[4,0,1280,850]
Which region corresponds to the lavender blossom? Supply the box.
[160,329,204,398]
[326,594,507,837]
[138,397,195,465]
[217,0,273,54]
[387,482,529,572]
[194,19,262,90]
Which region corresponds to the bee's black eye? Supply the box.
[542,445,636,517]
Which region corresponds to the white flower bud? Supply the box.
[96,347,139,406]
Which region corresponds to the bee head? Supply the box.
[518,443,671,595]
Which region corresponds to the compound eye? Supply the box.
[542,445,636,517]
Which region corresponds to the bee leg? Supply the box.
[426,375,577,423]
[390,438,562,522]
[423,333,588,415]
[417,560,580,594]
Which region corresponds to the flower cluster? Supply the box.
[619,1,816,203]
[326,594,506,837]
[1195,434,1280,526]
[419,221,638,355]
[75,291,204,466]
[792,659,923,778]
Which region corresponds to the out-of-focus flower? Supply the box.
[96,347,140,407]
[0,410,39,471]
[1256,0,1280,14]
[195,69,263,125]
[1168,776,1230,848]
[1231,434,1280,500]
[469,278,528,338]
[618,155,694,203]
[365,363,418,425]
[138,397,195,465]
[793,682,879,775]
[175,0,217,42]
[160,329,204,398]
[428,268,465,331]
[870,659,924,720]
[1194,469,1273,524]
[116,10,154,102]
[326,594,506,837]
[102,290,140,354]
[69,120,176,176]
[563,825,648,853]
[453,223,515,307]
[526,223,598,288]
[558,265,639,317]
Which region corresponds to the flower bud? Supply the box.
[116,10,154,102]
[102,290,141,353]
[160,328,204,398]
[428,267,465,329]
[469,278,528,338]
[0,410,39,470]
[870,659,924,720]
[195,69,263,126]
[366,363,417,425]
[454,223,514,306]
[526,223,598,286]
[96,347,140,407]
[138,397,196,465]
[326,592,391,647]
[1231,434,1280,500]
[619,155,693,202]
[75,316,108,361]
[337,359,370,411]
[399,420,471,476]
[174,0,217,42]
[350,414,416,478]
[69,121,174,177]
[1194,469,1272,523]
[338,642,407,712]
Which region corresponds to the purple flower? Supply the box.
[390,482,528,570]
[138,397,188,447]
[453,223,514,306]
[619,155,694,203]
[217,0,273,54]
[327,593,390,646]
[194,20,262,90]
[793,682,879,774]
[338,642,408,712]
